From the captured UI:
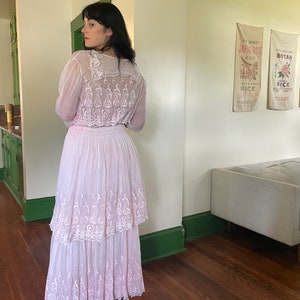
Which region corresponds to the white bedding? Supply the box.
[231,158,300,185]
[210,157,300,247]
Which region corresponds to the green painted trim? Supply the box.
[22,196,55,221]
[0,168,4,181]
[182,211,226,241]
[70,14,84,52]
[140,226,186,263]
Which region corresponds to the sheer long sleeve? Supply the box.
[55,58,82,126]
[126,79,146,132]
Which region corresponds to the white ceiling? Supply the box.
[0,0,10,20]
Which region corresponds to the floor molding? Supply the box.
[182,211,227,241]
[17,194,226,262]
[140,226,186,263]
[22,196,55,221]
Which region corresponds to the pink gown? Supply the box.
[45,50,148,300]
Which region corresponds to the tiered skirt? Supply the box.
[45,125,147,300]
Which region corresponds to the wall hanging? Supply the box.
[233,23,264,112]
[268,29,298,110]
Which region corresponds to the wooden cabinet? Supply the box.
[7,14,22,200]
[10,14,20,106]
[2,130,9,180]
[1,129,23,205]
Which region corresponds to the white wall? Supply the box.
[72,0,90,17]
[15,0,300,236]
[113,0,134,45]
[134,0,187,234]
[183,0,300,216]
[74,0,188,235]
[16,0,71,199]
[15,0,135,202]
[0,19,13,105]
[70,0,185,235]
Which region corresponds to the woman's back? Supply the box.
[56,50,146,128]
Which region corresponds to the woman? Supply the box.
[45,2,147,299]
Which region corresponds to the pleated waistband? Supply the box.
[68,125,126,137]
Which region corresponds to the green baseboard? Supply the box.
[5,185,226,262]
[22,196,55,221]
[21,196,187,262]
[182,211,227,241]
[140,212,226,263]
[140,226,186,263]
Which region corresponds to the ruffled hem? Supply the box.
[45,227,145,300]
[50,217,148,244]
[115,292,144,300]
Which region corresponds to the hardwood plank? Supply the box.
[180,236,298,299]
[1,182,300,299]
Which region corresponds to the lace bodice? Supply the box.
[56,50,146,130]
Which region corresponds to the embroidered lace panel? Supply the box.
[50,184,147,243]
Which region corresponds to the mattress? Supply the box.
[231,158,300,185]
[210,157,300,246]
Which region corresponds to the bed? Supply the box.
[210,157,300,261]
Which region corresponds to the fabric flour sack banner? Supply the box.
[268,30,298,110]
[233,23,264,112]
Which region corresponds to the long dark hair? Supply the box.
[82,2,135,63]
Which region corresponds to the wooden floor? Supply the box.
[1,182,300,300]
